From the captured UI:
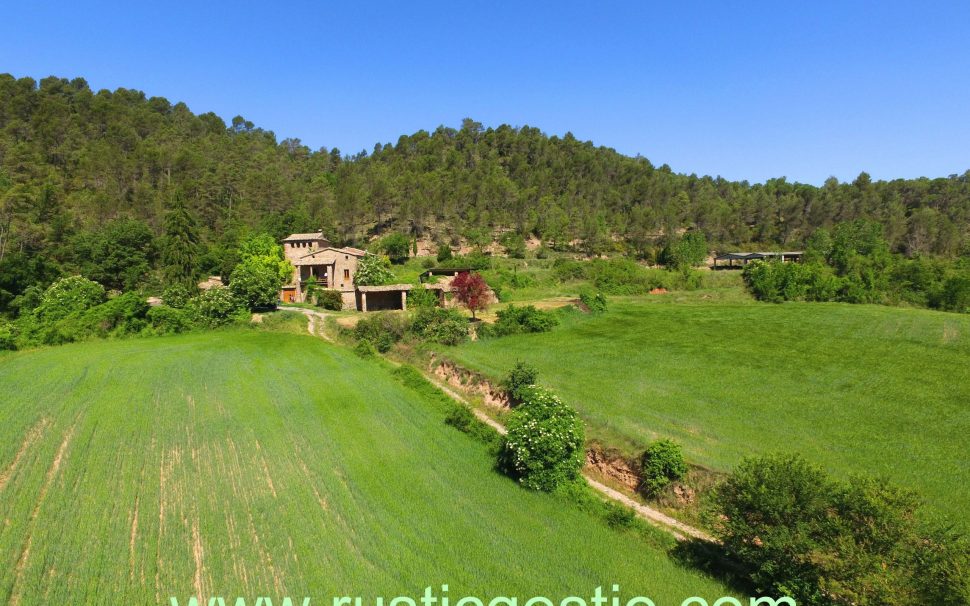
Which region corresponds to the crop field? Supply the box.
[442,297,970,524]
[0,328,735,604]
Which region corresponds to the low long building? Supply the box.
[712,251,803,269]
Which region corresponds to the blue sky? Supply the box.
[2,1,968,184]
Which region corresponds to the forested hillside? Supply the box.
[1,74,968,312]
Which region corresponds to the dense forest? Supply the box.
[1,74,969,314]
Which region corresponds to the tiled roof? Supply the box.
[283,232,328,241]
[294,246,368,264]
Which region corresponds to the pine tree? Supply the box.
[161,192,200,286]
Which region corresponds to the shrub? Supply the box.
[380,232,412,264]
[444,404,497,445]
[501,386,586,491]
[353,312,408,352]
[147,305,195,334]
[34,276,106,323]
[593,260,672,294]
[69,292,149,338]
[501,232,527,258]
[354,254,395,286]
[552,258,589,281]
[579,288,608,313]
[315,289,344,311]
[188,286,244,327]
[507,271,535,289]
[483,304,558,338]
[161,283,195,308]
[440,253,491,271]
[604,502,638,529]
[502,361,539,403]
[436,243,453,263]
[0,319,16,350]
[420,257,436,269]
[9,284,44,317]
[712,454,848,603]
[406,285,440,309]
[303,275,320,304]
[639,439,688,496]
[554,258,673,295]
[410,307,468,345]
[489,282,509,303]
[890,257,947,307]
[230,259,281,310]
[710,453,970,606]
[934,274,970,313]
[354,339,377,358]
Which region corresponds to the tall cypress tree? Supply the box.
[161,192,200,286]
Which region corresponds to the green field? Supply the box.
[442,297,970,524]
[0,328,735,604]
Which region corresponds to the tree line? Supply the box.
[2,74,969,314]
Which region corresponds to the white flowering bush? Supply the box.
[501,386,585,491]
[34,275,106,322]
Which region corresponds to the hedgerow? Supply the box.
[478,304,558,338]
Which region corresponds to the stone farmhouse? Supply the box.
[280,232,367,308]
[279,231,451,311]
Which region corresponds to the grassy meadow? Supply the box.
[0,328,736,604]
[441,295,970,524]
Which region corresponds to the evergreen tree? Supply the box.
[161,192,200,286]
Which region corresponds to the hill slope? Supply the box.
[1,74,969,315]
[0,329,735,604]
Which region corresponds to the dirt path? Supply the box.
[287,309,714,543]
[423,372,714,542]
[276,307,333,341]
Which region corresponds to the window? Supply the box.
[343,269,350,280]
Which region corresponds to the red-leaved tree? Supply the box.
[451,271,489,319]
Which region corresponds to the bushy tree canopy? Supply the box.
[354,254,394,286]
[452,271,489,319]
[379,232,412,264]
[711,453,970,606]
[230,260,281,310]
